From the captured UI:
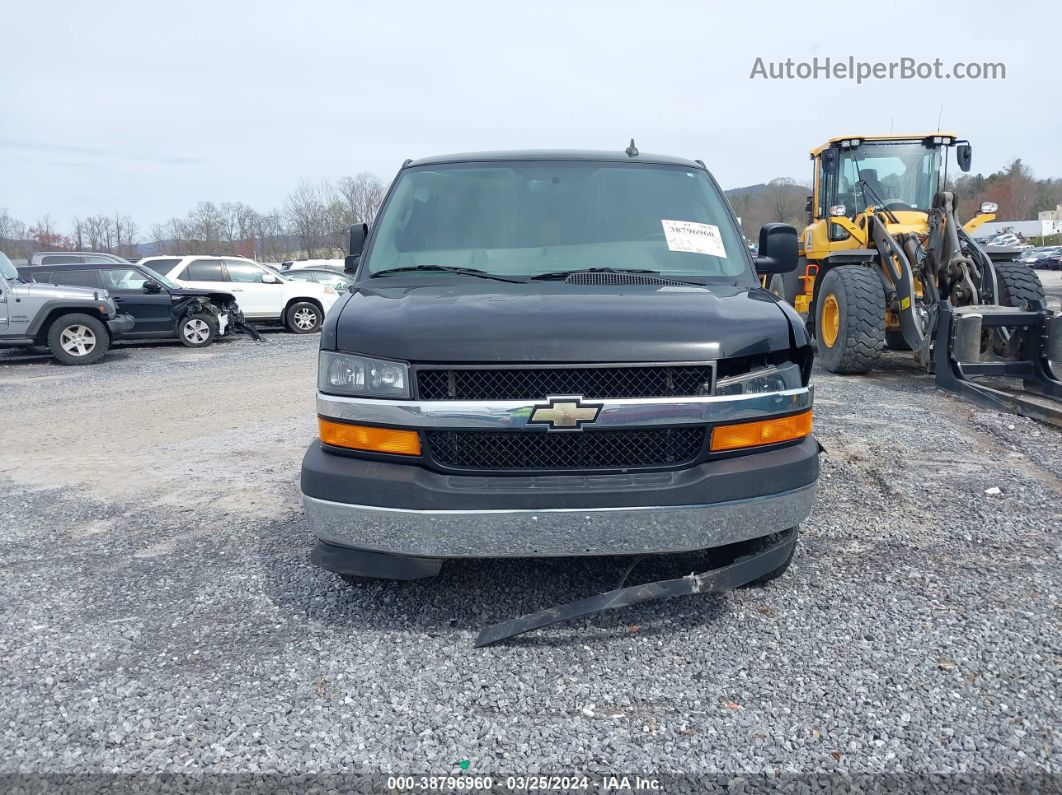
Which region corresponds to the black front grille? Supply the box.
[425,427,705,472]
[416,365,714,400]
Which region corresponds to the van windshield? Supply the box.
[364,161,749,281]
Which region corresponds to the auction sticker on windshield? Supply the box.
[661,220,727,257]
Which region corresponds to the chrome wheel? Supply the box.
[183,318,211,344]
[294,307,318,330]
[59,325,97,356]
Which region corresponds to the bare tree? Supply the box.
[29,214,72,251]
[332,173,386,254]
[764,177,807,224]
[254,210,288,262]
[284,179,334,258]
[114,214,138,258]
[0,209,30,258]
[336,173,386,225]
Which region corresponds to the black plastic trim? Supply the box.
[301,435,819,511]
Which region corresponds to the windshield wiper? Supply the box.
[856,179,901,224]
[371,265,527,284]
[530,267,704,286]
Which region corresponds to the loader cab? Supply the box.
[805,134,964,256]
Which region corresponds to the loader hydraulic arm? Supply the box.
[868,214,930,363]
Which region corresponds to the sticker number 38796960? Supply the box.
[660,220,727,258]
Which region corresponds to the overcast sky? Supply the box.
[2,0,1059,230]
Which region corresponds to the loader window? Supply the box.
[834,142,941,215]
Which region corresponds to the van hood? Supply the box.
[332,281,802,362]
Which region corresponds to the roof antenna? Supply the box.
[625,138,639,157]
[936,104,944,131]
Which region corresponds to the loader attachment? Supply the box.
[934,300,1062,426]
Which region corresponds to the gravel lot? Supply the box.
[0,317,1059,784]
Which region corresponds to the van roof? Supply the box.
[406,149,706,170]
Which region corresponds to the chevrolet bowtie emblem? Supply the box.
[528,395,603,431]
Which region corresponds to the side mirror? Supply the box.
[142,280,162,293]
[979,201,998,215]
[346,223,368,273]
[821,148,839,175]
[804,195,813,225]
[957,143,972,172]
[262,273,280,284]
[754,223,799,275]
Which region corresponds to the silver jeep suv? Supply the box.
[0,252,135,364]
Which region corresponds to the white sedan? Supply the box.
[140,255,340,333]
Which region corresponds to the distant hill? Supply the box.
[724,184,770,200]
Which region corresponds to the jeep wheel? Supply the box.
[178,314,218,348]
[285,302,323,334]
[47,313,110,365]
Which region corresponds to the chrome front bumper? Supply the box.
[302,482,816,558]
[305,384,817,559]
[315,386,813,430]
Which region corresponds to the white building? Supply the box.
[973,219,1062,240]
[1038,204,1062,222]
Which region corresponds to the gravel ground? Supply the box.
[0,324,1059,786]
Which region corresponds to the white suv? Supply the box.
[139,256,340,333]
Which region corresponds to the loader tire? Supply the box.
[994,261,1046,310]
[815,266,885,374]
[992,261,1046,357]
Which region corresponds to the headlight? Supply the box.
[715,362,802,396]
[318,352,410,398]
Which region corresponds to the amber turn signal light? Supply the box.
[318,419,421,456]
[710,410,812,452]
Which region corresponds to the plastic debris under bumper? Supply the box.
[301,482,817,559]
[475,528,798,646]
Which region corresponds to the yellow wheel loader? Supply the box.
[774,133,1062,424]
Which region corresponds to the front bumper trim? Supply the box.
[316,386,813,430]
[302,482,816,558]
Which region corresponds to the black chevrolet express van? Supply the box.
[301,149,818,594]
